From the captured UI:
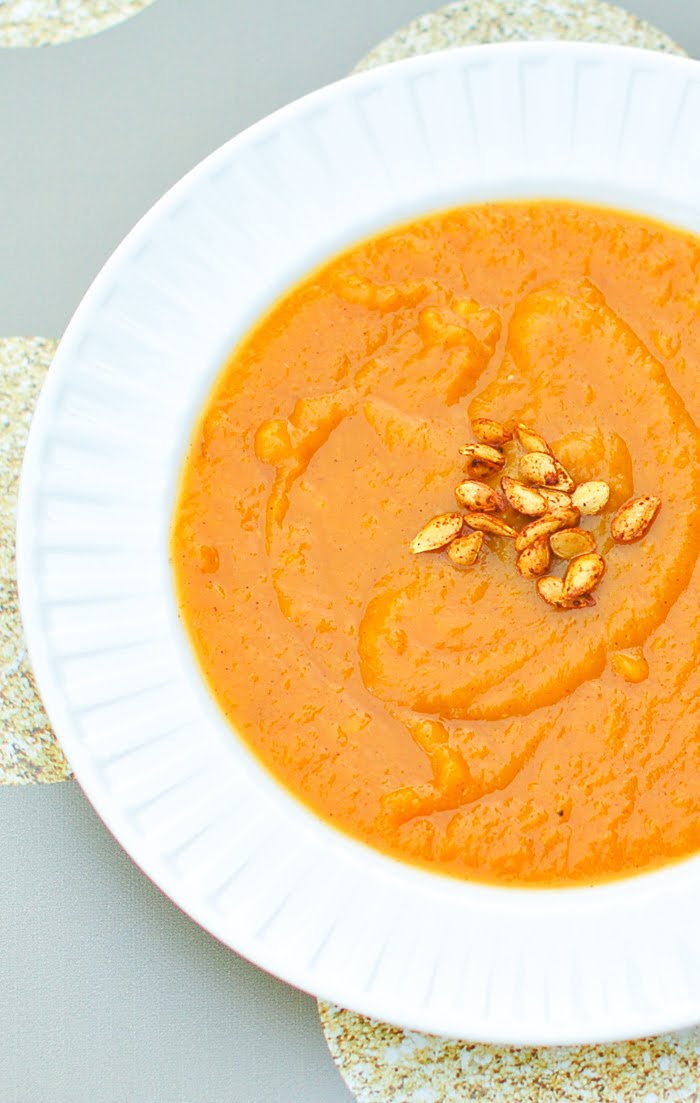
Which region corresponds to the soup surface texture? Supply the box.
[172,202,700,886]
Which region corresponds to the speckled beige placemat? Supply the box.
[0,337,71,783]
[320,1002,700,1103]
[319,2,695,1099]
[0,0,156,48]
[355,0,684,72]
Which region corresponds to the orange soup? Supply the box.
[171,201,700,886]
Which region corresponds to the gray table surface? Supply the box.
[1,2,699,1100]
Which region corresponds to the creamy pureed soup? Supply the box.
[172,202,700,886]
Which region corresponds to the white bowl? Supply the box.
[17,42,700,1045]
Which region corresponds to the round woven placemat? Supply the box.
[355,0,683,72]
[320,1001,700,1103]
[0,0,157,48]
[0,338,70,782]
